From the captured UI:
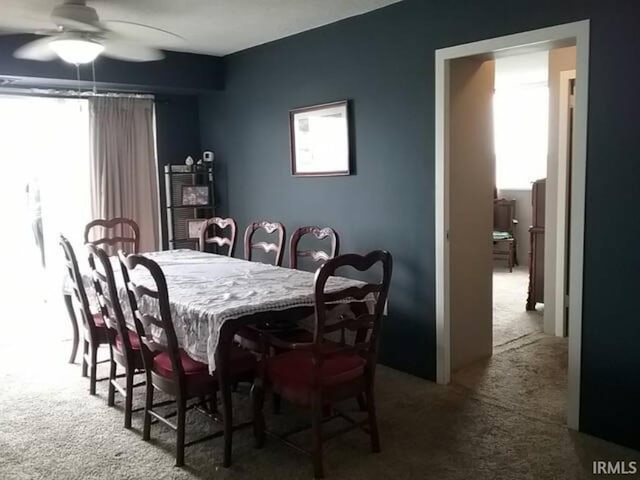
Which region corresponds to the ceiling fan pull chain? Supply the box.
[75,63,81,98]
[91,61,97,95]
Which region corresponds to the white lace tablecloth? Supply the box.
[73,249,374,372]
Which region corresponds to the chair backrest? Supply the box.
[199,217,237,256]
[59,235,101,334]
[268,251,392,388]
[312,252,392,367]
[244,221,286,266]
[84,217,140,255]
[289,226,339,270]
[493,199,516,233]
[118,251,186,387]
[87,244,139,357]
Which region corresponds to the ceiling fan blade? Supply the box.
[0,27,60,36]
[0,28,32,35]
[13,37,57,61]
[101,39,164,62]
[102,20,185,49]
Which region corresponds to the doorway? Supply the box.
[434,21,589,430]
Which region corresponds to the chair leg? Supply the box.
[272,393,282,414]
[89,343,98,395]
[175,398,186,467]
[365,383,381,453]
[124,368,134,429]
[208,391,218,414]
[64,294,79,364]
[508,244,514,273]
[220,377,233,468]
[311,394,324,479]
[250,381,265,448]
[356,393,367,411]
[107,359,117,407]
[81,340,89,378]
[143,378,154,441]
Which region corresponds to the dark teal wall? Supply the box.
[198,0,640,450]
[155,95,202,246]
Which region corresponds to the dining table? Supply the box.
[65,248,375,466]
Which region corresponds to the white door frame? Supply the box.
[554,68,577,337]
[435,20,590,430]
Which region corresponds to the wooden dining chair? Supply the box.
[119,251,257,467]
[289,226,340,271]
[59,235,110,395]
[244,221,286,266]
[87,244,145,428]
[84,217,140,255]
[493,199,518,272]
[252,251,393,478]
[199,217,237,256]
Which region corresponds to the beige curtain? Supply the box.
[89,97,159,252]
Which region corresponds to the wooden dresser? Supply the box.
[526,179,545,310]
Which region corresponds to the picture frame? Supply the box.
[181,184,210,206]
[289,100,350,176]
[186,218,206,239]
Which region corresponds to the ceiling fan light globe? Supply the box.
[49,38,104,64]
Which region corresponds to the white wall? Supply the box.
[493,52,549,270]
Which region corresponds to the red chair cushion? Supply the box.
[92,313,106,328]
[115,329,141,351]
[153,349,209,378]
[153,344,256,379]
[267,348,366,390]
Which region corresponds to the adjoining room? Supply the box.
[1,1,639,479]
[448,46,576,426]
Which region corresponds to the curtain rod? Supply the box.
[0,87,154,100]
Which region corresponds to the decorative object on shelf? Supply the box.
[197,159,204,166]
[203,150,214,163]
[186,218,206,239]
[289,100,350,177]
[184,155,194,167]
[163,164,215,250]
[181,185,210,206]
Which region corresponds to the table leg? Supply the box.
[64,294,79,364]
[216,325,234,468]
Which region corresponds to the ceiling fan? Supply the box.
[10,0,185,64]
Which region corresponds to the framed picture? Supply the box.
[289,100,350,176]
[181,185,209,206]
[186,219,206,239]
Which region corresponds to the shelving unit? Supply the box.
[164,164,214,250]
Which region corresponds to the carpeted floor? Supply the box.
[454,265,565,425]
[1,299,639,479]
[454,334,568,425]
[492,266,542,347]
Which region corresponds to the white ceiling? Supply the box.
[0,0,403,56]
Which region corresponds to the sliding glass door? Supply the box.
[0,95,91,334]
